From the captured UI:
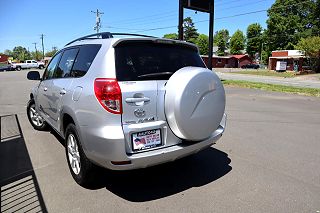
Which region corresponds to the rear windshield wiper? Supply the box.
[137,72,173,78]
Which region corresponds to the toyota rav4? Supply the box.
[26,32,227,187]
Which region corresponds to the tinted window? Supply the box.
[115,42,205,81]
[53,48,79,78]
[43,52,62,80]
[70,44,101,78]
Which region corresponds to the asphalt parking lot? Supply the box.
[1,70,320,212]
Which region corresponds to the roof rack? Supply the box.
[65,32,157,46]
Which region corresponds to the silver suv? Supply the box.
[27,32,226,187]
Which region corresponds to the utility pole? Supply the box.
[32,42,37,52]
[32,42,38,60]
[91,9,104,33]
[40,34,45,59]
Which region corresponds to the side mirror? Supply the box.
[27,71,41,80]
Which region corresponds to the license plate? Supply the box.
[132,129,162,151]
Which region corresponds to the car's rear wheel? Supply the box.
[65,123,96,187]
[39,65,44,69]
[16,66,21,71]
[27,99,48,130]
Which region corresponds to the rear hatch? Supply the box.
[114,40,206,153]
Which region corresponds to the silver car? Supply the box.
[26,32,226,187]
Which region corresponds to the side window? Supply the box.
[53,48,79,78]
[70,44,101,78]
[42,52,62,80]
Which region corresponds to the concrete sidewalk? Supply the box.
[216,72,320,89]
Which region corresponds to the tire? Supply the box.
[65,123,96,187]
[39,65,44,69]
[27,99,48,130]
[165,67,225,141]
[16,66,21,71]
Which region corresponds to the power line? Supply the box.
[111,10,177,25]
[108,0,268,28]
[132,0,312,34]
[109,10,195,28]
[217,0,270,11]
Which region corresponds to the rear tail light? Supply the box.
[94,78,122,114]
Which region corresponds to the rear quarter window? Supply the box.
[70,44,101,78]
[115,42,205,81]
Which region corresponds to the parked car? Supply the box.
[12,60,45,71]
[26,32,227,187]
[0,64,15,72]
[241,63,260,69]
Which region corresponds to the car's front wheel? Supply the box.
[27,99,48,130]
[65,123,96,187]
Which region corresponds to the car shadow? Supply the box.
[0,114,48,213]
[49,128,232,202]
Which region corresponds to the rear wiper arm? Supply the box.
[137,72,173,78]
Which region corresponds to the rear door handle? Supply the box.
[60,89,66,95]
[125,97,150,103]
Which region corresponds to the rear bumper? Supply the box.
[83,113,227,170]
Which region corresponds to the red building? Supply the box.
[0,54,9,63]
[268,50,305,71]
[232,55,252,68]
[202,54,252,68]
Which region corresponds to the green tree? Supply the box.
[31,50,42,61]
[163,33,178,40]
[265,0,315,52]
[296,36,320,72]
[246,23,262,58]
[214,29,229,56]
[230,30,245,55]
[195,34,209,55]
[4,49,13,57]
[183,17,199,43]
[45,47,59,57]
[12,46,31,62]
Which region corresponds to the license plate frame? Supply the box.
[131,129,162,151]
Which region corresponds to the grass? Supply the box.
[231,70,296,78]
[222,80,320,97]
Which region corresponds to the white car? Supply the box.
[12,60,45,71]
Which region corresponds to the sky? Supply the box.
[0,0,275,53]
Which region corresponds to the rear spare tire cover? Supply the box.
[165,67,225,141]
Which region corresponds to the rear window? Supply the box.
[115,42,205,81]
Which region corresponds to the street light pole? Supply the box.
[208,2,214,70]
[178,0,184,40]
